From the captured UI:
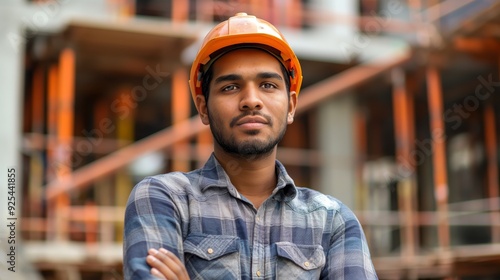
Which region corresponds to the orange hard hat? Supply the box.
[189,12,303,100]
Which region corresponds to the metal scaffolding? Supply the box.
[15,0,500,279]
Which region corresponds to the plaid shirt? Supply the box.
[123,154,378,279]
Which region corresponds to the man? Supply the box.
[123,12,378,279]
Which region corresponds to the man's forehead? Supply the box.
[212,48,284,75]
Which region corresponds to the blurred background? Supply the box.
[1,0,500,279]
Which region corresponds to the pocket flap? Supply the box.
[184,233,239,261]
[275,242,325,270]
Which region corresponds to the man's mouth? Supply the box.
[235,116,268,130]
[230,113,272,128]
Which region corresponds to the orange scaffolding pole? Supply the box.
[354,108,367,212]
[196,129,213,168]
[172,68,191,172]
[426,66,450,250]
[57,48,75,177]
[84,201,99,245]
[195,0,211,22]
[46,65,59,240]
[172,0,189,23]
[392,69,417,270]
[32,66,45,133]
[55,48,75,241]
[249,0,260,17]
[47,65,58,182]
[484,104,500,242]
[285,0,303,28]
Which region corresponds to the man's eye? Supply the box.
[222,85,237,91]
[261,83,277,89]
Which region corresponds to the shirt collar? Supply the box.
[198,153,297,202]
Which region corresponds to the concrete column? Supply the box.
[0,2,32,279]
[309,0,359,36]
[309,0,359,210]
[317,94,357,209]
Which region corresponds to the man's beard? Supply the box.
[209,111,287,160]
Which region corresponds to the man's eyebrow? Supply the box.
[257,72,284,81]
[214,74,242,84]
[214,72,284,84]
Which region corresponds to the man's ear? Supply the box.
[287,91,298,124]
[195,94,210,125]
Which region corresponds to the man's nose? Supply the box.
[239,85,263,110]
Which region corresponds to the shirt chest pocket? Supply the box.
[275,242,326,279]
[184,234,241,280]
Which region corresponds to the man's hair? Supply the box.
[201,54,292,103]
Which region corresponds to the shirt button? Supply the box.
[207,248,214,254]
[304,261,310,267]
[256,217,260,222]
[256,271,261,277]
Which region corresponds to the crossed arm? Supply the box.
[146,248,189,280]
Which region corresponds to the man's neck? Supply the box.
[214,148,278,208]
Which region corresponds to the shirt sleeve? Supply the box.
[123,177,184,280]
[322,199,378,279]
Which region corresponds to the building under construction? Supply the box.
[1,0,500,279]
